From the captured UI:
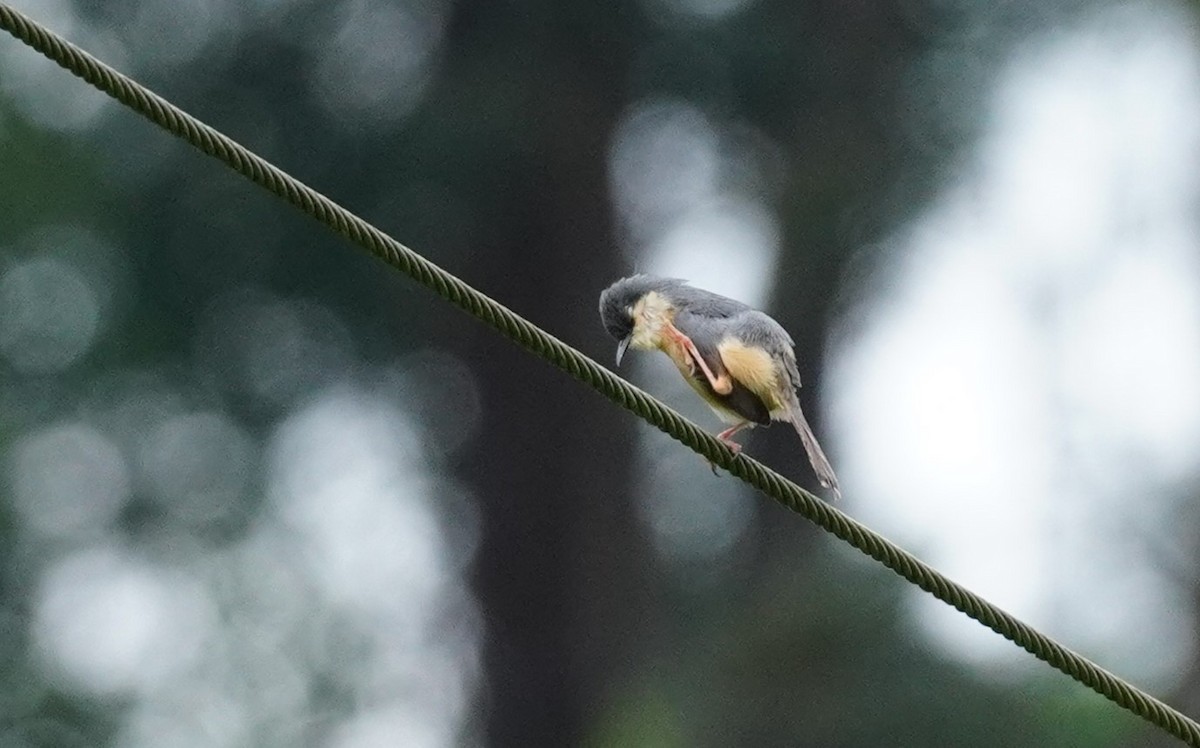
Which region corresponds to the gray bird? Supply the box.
[599,274,840,498]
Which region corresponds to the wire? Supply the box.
[1,4,1196,744]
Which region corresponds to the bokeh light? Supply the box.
[137,411,255,529]
[0,257,101,373]
[195,289,356,410]
[0,0,118,132]
[34,546,217,695]
[831,0,1200,683]
[11,422,130,539]
[309,0,449,128]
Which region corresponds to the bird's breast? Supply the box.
[628,291,676,351]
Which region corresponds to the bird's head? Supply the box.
[598,275,686,365]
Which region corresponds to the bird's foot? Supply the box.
[706,426,746,474]
[716,424,747,448]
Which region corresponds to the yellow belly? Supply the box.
[716,338,786,411]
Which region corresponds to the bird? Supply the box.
[599,274,840,498]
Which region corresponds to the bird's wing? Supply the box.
[671,310,772,424]
[671,308,797,393]
[719,311,801,397]
[664,288,754,390]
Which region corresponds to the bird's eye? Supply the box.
[626,305,634,318]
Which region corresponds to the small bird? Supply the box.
[599,274,840,497]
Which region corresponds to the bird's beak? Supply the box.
[616,335,631,366]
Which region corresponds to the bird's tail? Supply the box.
[788,404,840,499]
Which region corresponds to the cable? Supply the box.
[1,4,1196,744]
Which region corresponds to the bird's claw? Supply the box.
[706,437,742,475]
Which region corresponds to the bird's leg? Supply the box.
[705,422,749,475]
[716,422,750,452]
[664,322,733,395]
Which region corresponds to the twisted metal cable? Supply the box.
[1,4,1196,744]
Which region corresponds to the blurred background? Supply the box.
[2,0,1199,745]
